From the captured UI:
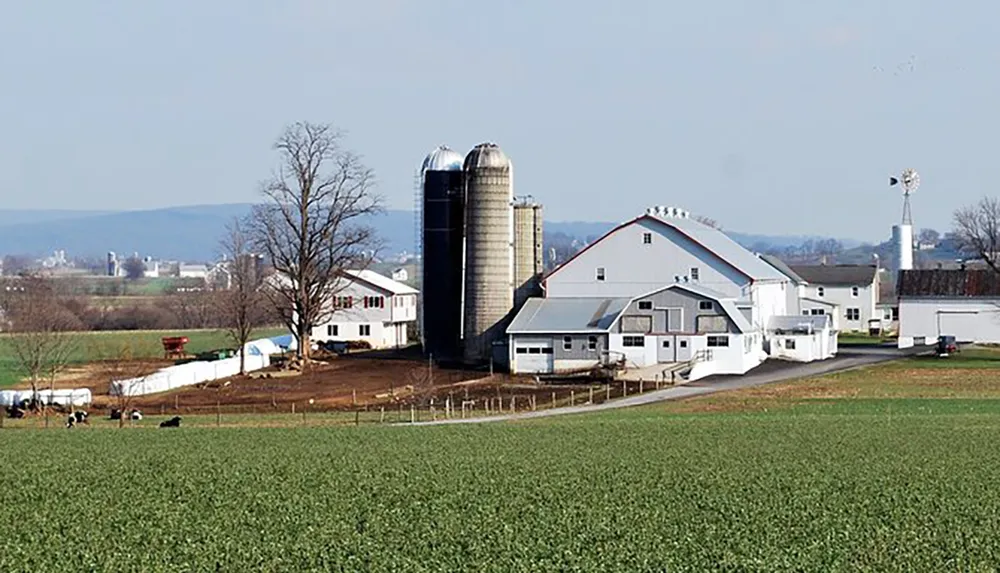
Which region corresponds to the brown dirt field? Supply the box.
[85,353,599,416]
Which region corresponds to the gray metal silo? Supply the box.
[513,197,544,310]
[462,142,514,364]
[419,145,466,362]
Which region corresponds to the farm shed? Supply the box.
[507,297,629,375]
[767,315,837,362]
[897,269,1000,347]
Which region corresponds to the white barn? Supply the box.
[897,269,1000,347]
[508,283,765,382]
[542,207,792,332]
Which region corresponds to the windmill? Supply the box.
[889,168,920,225]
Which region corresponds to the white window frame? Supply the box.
[846,308,860,321]
[638,301,653,310]
[588,336,597,351]
[327,324,338,337]
[817,287,825,298]
[690,267,700,281]
[707,335,729,347]
[698,300,713,311]
[851,286,859,298]
[563,336,572,351]
[642,232,652,244]
[596,267,606,281]
[359,324,371,336]
[622,335,644,347]
[785,338,796,350]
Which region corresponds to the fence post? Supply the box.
[589,387,594,404]
[291,403,295,415]
[551,392,556,409]
[622,380,627,397]
[510,396,515,413]
[570,390,575,407]
[410,405,415,424]
[352,389,357,406]
[606,385,610,402]
[531,395,537,411]
[639,379,644,394]
[380,406,385,423]
[216,398,221,427]
[355,410,360,426]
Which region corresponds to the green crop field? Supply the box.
[0,328,287,387]
[5,353,1000,570]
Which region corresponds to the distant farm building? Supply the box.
[897,269,1000,347]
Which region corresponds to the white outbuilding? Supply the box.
[897,269,1000,347]
[767,315,837,362]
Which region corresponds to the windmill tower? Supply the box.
[890,168,920,271]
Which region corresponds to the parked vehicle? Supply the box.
[936,335,959,357]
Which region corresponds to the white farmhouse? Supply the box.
[508,283,765,382]
[897,269,1000,347]
[789,264,878,333]
[391,268,408,282]
[310,270,418,349]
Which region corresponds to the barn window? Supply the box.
[846,308,860,321]
[622,336,645,347]
[643,232,652,244]
[638,301,653,310]
[817,287,825,297]
[785,339,796,350]
[588,336,597,351]
[359,324,371,336]
[690,267,700,281]
[541,347,554,354]
[707,335,729,347]
[327,325,338,337]
[662,339,670,348]
[528,347,541,354]
[596,267,606,281]
[698,301,713,311]
[851,286,859,298]
[515,348,527,354]
[563,336,572,350]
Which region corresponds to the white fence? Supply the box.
[0,388,92,408]
[108,337,278,398]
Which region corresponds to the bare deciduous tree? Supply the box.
[250,122,383,363]
[93,339,157,428]
[218,217,267,375]
[0,274,81,410]
[954,197,1000,273]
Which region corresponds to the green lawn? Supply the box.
[0,327,287,387]
[4,400,1000,571]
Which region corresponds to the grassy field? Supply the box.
[3,352,1000,570]
[0,328,287,387]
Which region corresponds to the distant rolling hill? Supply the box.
[0,204,857,262]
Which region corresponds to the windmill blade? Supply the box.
[889,176,899,186]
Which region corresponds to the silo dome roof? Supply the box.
[421,145,464,172]
[464,142,511,170]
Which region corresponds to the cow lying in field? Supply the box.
[159,416,181,428]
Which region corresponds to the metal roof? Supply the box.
[507,297,631,334]
[649,215,788,282]
[759,254,805,284]
[767,315,832,332]
[344,269,418,295]
[464,142,511,170]
[718,300,754,334]
[789,264,877,286]
[421,145,464,172]
[897,269,1000,298]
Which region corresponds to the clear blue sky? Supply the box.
[2,1,997,242]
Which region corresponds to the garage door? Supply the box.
[513,341,554,374]
[938,311,982,344]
